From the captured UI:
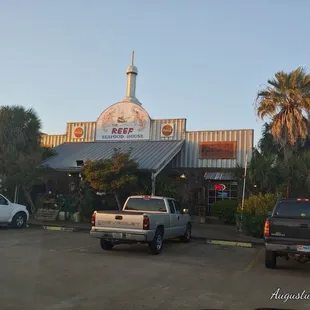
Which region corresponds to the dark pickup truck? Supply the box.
[264,198,310,269]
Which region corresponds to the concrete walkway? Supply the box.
[28,217,264,247]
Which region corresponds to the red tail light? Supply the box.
[91,212,96,226]
[264,220,270,237]
[143,215,150,230]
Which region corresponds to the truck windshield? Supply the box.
[274,200,310,218]
[124,198,167,212]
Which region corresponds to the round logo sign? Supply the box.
[162,124,173,137]
[74,127,84,138]
[214,184,226,191]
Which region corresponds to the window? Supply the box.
[168,200,176,213]
[173,200,181,214]
[274,200,310,218]
[207,182,238,212]
[0,195,8,205]
[125,198,166,212]
[76,160,84,167]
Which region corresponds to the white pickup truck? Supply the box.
[90,195,191,255]
[0,193,29,228]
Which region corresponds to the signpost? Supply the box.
[240,152,248,232]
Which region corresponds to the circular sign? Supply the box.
[96,102,151,141]
[162,124,173,137]
[74,127,84,138]
[214,184,226,191]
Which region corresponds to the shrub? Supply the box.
[211,200,238,224]
[237,193,280,238]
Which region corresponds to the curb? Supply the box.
[204,238,264,248]
[206,239,252,248]
[42,226,76,232]
[29,223,90,233]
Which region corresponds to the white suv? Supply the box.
[0,194,29,228]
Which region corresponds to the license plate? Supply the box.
[297,245,310,252]
[112,233,123,239]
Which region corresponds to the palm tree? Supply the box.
[255,67,310,162]
[0,105,42,154]
[0,105,43,210]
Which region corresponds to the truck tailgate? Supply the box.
[269,217,310,242]
[268,199,310,244]
[95,211,145,230]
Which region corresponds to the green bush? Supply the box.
[211,200,238,224]
[237,193,280,238]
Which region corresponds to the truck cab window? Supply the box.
[275,200,310,217]
[173,201,181,214]
[168,199,176,213]
[125,198,167,212]
[0,195,8,205]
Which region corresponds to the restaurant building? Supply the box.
[41,53,254,213]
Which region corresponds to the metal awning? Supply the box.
[41,140,184,174]
[204,171,236,181]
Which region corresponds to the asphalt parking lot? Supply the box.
[1,227,310,310]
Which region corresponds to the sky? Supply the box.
[0,0,309,146]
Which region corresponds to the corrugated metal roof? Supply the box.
[204,172,236,181]
[42,140,184,172]
[172,129,254,168]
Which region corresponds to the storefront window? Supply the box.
[207,182,238,211]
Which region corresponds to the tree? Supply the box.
[234,149,279,197]
[0,105,52,212]
[82,149,138,210]
[258,123,281,157]
[255,67,310,162]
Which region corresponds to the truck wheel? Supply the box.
[265,250,277,269]
[148,228,164,255]
[180,224,191,243]
[12,212,26,229]
[100,239,114,250]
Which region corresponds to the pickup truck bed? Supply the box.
[264,198,310,269]
[90,195,191,255]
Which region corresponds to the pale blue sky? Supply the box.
[0,0,309,145]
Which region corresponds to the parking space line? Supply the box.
[244,247,263,272]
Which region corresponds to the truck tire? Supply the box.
[148,228,164,255]
[100,239,114,250]
[265,250,277,269]
[11,212,26,229]
[180,223,191,243]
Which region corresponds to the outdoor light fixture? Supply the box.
[180,174,186,179]
[68,173,72,177]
